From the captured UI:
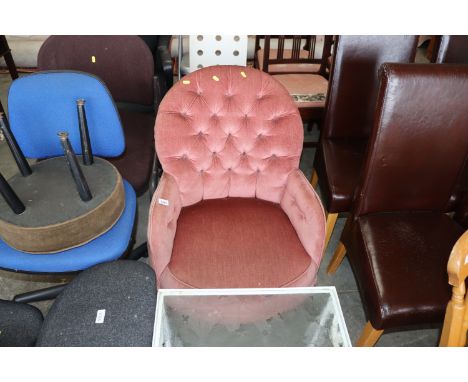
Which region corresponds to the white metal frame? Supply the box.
[188,35,248,72]
[153,286,351,347]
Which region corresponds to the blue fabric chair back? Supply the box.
[7,71,125,158]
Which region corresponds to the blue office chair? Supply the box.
[0,71,137,302]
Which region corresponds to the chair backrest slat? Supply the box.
[277,36,285,60]
[258,35,333,75]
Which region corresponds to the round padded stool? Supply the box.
[0,300,44,346]
[0,157,125,253]
[37,260,156,347]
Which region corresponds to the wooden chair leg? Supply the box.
[324,212,338,249]
[327,241,346,274]
[356,321,384,347]
[310,169,318,189]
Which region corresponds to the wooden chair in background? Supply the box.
[255,35,333,147]
[439,230,468,347]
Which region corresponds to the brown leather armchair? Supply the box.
[329,63,468,346]
[311,35,418,249]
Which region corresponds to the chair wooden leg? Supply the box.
[324,212,338,249]
[356,321,384,347]
[327,241,346,274]
[310,169,318,189]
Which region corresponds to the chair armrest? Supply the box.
[447,230,468,288]
[147,172,182,286]
[439,230,468,346]
[280,169,326,269]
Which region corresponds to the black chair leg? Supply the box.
[4,52,19,80]
[13,284,67,303]
[127,242,148,260]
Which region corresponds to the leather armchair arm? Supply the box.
[147,172,182,286]
[280,169,327,269]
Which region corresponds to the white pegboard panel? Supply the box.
[189,35,248,72]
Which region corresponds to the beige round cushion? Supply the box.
[0,157,125,253]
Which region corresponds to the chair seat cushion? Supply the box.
[273,74,328,109]
[37,261,156,347]
[0,300,43,346]
[162,197,315,289]
[257,49,321,74]
[107,109,154,195]
[314,138,368,212]
[342,212,465,330]
[0,181,136,273]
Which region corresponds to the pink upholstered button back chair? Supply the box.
[148,65,326,290]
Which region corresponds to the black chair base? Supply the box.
[13,284,66,303]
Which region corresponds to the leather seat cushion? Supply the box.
[342,212,465,329]
[273,74,328,109]
[314,138,368,212]
[164,197,314,289]
[106,109,154,195]
[257,49,321,73]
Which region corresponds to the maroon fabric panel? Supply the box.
[106,109,154,195]
[38,35,154,105]
[168,197,312,288]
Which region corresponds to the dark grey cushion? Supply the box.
[37,260,156,347]
[0,300,44,346]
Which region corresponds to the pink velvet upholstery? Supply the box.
[148,65,326,289]
[166,197,316,289]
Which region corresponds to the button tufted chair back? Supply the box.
[155,65,304,206]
